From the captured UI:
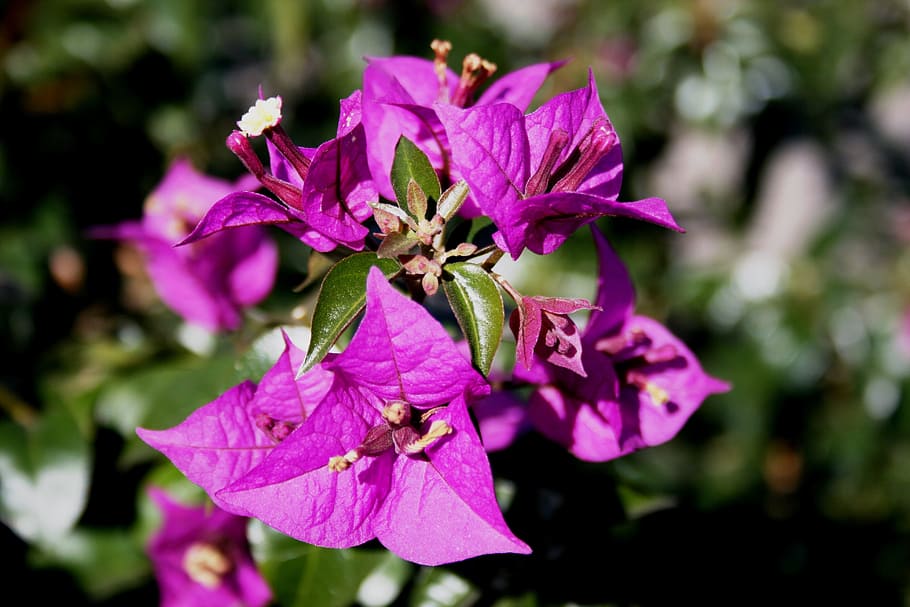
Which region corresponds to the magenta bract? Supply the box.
[361,51,563,209]
[182,91,374,253]
[214,268,530,565]
[520,228,729,461]
[91,159,277,331]
[146,488,271,607]
[439,70,683,259]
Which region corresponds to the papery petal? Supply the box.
[267,139,317,189]
[140,236,243,331]
[147,488,271,607]
[338,89,364,137]
[612,315,730,449]
[437,103,530,253]
[143,159,239,238]
[179,191,302,245]
[227,228,279,308]
[216,391,392,549]
[502,192,683,258]
[374,396,530,565]
[137,382,272,515]
[525,69,609,172]
[362,61,450,201]
[477,60,567,111]
[252,331,334,423]
[331,267,489,406]
[365,56,457,106]
[585,227,635,340]
[300,133,373,251]
[528,386,620,461]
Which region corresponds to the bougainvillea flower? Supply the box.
[438,70,683,258]
[146,487,271,607]
[214,267,530,565]
[510,295,596,376]
[137,332,334,515]
[91,158,277,331]
[518,228,729,461]
[181,91,374,252]
[361,40,564,207]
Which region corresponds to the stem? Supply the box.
[488,271,523,304]
[0,385,38,428]
[479,247,504,270]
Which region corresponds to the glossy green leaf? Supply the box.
[300,253,401,375]
[250,522,408,607]
[391,136,440,210]
[442,262,503,376]
[0,406,91,546]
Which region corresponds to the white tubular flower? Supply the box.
[237,96,283,137]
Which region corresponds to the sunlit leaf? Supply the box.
[442,262,504,375]
[299,253,401,375]
[409,568,478,607]
[0,406,91,545]
[249,522,408,607]
[391,136,440,212]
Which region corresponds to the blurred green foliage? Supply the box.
[2,0,910,604]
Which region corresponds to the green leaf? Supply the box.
[391,136,440,211]
[409,569,478,607]
[376,231,417,259]
[250,522,411,607]
[437,180,470,221]
[442,262,503,376]
[0,406,91,546]
[95,353,239,440]
[300,253,401,375]
[30,528,149,600]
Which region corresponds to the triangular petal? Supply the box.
[226,228,279,307]
[524,69,610,173]
[471,391,531,452]
[179,192,300,246]
[528,384,623,462]
[437,103,530,254]
[253,331,334,423]
[216,388,391,549]
[362,61,449,200]
[585,227,636,340]
[338,89,364,137]
[137,381,273,514]
[300,135,371,251]
[504,192,683,257]
[138,236,243,331]
[613,315,730,449]
[478,60,567,111]
[373,396,530,565]
[332,267,488,407]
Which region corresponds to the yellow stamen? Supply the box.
[411,420,452,451]
[644,382,670,406]
[182,542,231,589]
[237,96,283,137]
[328,448,360,472]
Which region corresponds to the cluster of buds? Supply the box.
[370,180,478,296]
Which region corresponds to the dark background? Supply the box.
[3,0,910,604]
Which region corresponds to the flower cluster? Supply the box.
[130,40,728,570]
